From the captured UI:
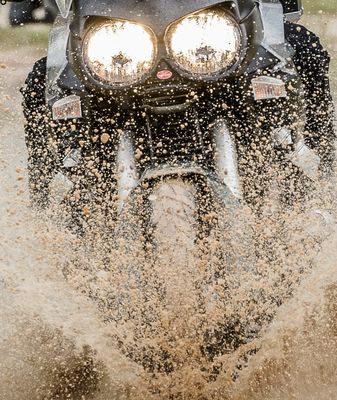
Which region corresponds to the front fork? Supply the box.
[115,119,243,213]
[48,106,320,212]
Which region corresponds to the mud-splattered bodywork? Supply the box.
[42,0,317,213]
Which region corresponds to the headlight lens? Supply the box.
[83,21,157,86]
[166,10,241,77]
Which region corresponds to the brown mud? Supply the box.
[1,16,337,400]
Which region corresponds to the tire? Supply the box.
[111,179,200,373]
[22,57,56,209]
[116,180,199,318]
[149,180,198,309]
[114,177,256,375]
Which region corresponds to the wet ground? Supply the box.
[1,11,337,400]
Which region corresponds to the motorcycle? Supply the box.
[8,0,57,25]
[8,0,327,380]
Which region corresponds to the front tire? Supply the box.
[114,177,256,376]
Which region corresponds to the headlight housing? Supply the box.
[83,20,157,86]
[166,10,241,77]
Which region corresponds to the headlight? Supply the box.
[83,21,157,86]
[166,10,241,77]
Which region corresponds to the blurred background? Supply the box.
[304,0,336,14]
[302,0,337,93]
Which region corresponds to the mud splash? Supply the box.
[0,207,145,399]
[1,177,337,400]
[1,17,337,400]
[231,224,337,400]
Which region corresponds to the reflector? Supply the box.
[252,76,287,101]
[52,95,82,120]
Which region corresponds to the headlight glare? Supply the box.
[83,21,156,86]
[166,10,241,77]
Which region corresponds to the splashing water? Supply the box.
[1,12,337,400]
[1,162,337,400]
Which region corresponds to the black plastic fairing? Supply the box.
[280,0,302,14]
[73,0,256,36]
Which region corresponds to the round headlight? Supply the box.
[83,21,157,86]
[166,10,241,77]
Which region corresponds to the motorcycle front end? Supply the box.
[41,0,314,210]
[17,0,324,377]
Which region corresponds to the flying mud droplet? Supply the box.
[100,132,110,144]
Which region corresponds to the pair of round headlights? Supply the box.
[82,9,242,87]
